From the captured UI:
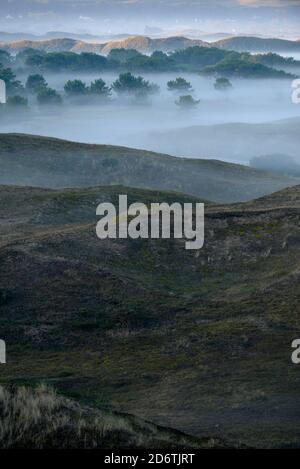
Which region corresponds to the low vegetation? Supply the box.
[167,77,193,92]
[175,94,200,108]
[0,133,297,203]
[214,77,232,90]
[0,384,233,449]
[1,182,300,447]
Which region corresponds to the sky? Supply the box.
[1,0,300,37]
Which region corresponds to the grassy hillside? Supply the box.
[0,384,234,449]
[0,183,300,447]
[0,36,208,55]
[0,133,298,203]
[2,35,300,55]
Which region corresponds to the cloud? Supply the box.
[237,0,300,6]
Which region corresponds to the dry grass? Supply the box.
[0,384,229,449]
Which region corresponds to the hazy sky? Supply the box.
[1,0,300,36]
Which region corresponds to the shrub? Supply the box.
[89,78,111,98]
[7,95,28,107]
[175,95,200,108]
[37,87,62,105]
[64,79,88,96]
[167,77,193,92]
[26,74,47,93]
[214,77,232,90]
[112,72,159,96]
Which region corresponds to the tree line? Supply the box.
[1,46,296,78]
[0,66,233,109]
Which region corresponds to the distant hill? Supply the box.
[0,31,131,43]
[0,35,208,54]
[0,133,298,203]
[143,118,300,166]
[215,36,300,53]
[0,38,82,53]
[2,34,300,55]
[0,31,37,41]
[100,36,208,54]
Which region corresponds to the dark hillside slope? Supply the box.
[0,184,300,447]
[0,133,298,203]
[215,36,300,53]
[0,385,233,449]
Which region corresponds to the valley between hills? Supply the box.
[0,136,300,447]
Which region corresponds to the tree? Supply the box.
[24,51,108,72]
[7,95,28,107]
[0,50,12,67]
[167,77,193,92]
[26,74,48,93]
[37,87,62,105]
[89,78,111,98]
[108,48,142,64]
[112,72,159,96]
[64,79,88,96]
[175,95,200,108]
[214,77,232,91]
[171,46,228,68]
[0,65,23,94]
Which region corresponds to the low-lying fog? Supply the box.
[1,71,300,165]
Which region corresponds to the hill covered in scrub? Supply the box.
[0,183,300,447]
[0,133,298,203]
[214,36,300,53]
[0,36,208,55]
[3,42,296,78]
[2,35,300,55]
[0,385,233,449]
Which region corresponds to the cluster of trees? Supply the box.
[201,56,294,79]
[0,59,233,109]
[214,77,232,90]
[25,74,62,104]
[4,45,294,78]
[15,46,234,74]
[0,44,295,111]
[24,51,108,72]
[175,95,200,108]
[1,71,162,107]
[63,73,158,100]
[0,62,29,108]
[64,78,111,98]
[0,63,23,94]
[167,77,193,92]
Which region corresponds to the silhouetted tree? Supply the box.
[37,87,62,105]
[89,78,111,98]
[175,95,200,108]
[26,74,48,93]
[64,79,88,95]
[214,77,232,90]
[167,77,193,92]
[0,65,23,94]
[112,72,159,96]
[7,95,28,107]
